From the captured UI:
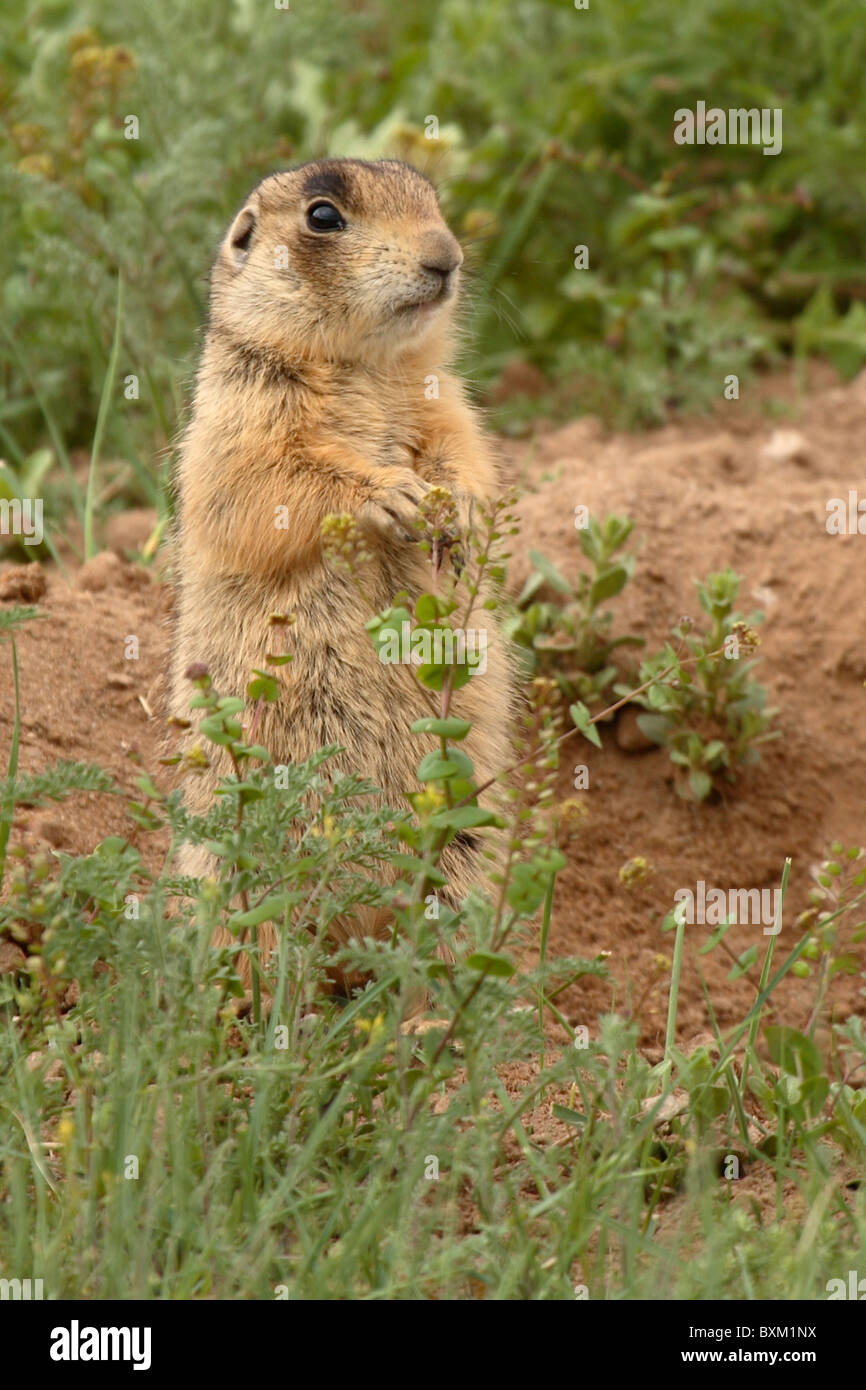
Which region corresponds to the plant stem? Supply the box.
[741,857,790,1098]
[664,907,686,1062]
[537,871,556,1032]
[0,634,22,891]
[84,275,124,560]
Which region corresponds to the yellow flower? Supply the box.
[354,1012,386,1043]
[618,855,654,887]
[70,44,105,76]
[413,788,446,819]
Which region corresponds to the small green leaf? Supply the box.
[96,836,129,854]
[411,717,472,740]
[388,853,448,885]
[247,670,280,702]
[236,744,270,760]
[415,594,442,624]
[527,549,572,595]
[215,698,246,715]
[134,774,164,801]
[465,951,516,978]
[417,748,474,782]
[698,917,734,954]
[430,806,501,831]
[0,606,43,633]
[569,701,602,748]
[552,1104,587,1127]
[688,769,713,801]
[728,945,757,979]
[199,716,242,746]
[589,563,630,606]
[765,1026,823,1081]
[635,712,669,745]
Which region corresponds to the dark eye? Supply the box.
[306,201,345,232]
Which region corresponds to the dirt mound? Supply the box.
[1,363,864,1050]
[0,550,167,857]
[503,362,866,1050]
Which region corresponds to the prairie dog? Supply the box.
[169,158,512,976]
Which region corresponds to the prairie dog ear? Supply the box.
[225,205,257,267]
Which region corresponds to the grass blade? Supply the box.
[0,633,22,891]
[84,275,124,561]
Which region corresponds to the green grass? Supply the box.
[0,620,864,1299]
[1,830,864,1298]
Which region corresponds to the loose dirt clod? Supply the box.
[0,560,46,602]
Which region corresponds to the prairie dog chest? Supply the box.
[321,369,437,468]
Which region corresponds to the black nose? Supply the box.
[418,230,463,279]
[422,261,455,284]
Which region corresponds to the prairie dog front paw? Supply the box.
[359,469,432,542]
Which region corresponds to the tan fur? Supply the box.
[169,158,512,983]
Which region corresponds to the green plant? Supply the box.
[505,515,642,706]
[0,449,55,560]
[653,859,864,1217]
[3,0,866,495]
[618,568,779,801]
[2,671,865,1300]
[793,842,866,1029]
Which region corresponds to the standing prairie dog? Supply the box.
[169,158,512,979]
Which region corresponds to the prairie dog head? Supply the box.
[210,158,464,365]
